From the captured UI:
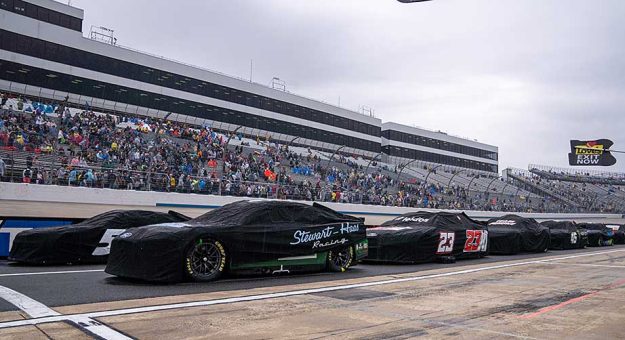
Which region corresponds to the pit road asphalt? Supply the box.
[0,245,620,311]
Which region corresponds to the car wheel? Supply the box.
[185,238,226,282]
[327,246,354,272]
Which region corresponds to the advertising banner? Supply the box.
[568,139,617,166]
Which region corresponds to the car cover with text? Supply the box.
[487,215,550,254]
[8,210,190,264]
[365,211,488,263]
[541,221,587,250]
[105,200,367,283]
[577,223,615,246]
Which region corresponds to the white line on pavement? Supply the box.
[0,285,60,318]
[0,269,105,278]
[545,262,625,269]
[0,248,623,330]
[0,284,131,339]
[67,316,133,340]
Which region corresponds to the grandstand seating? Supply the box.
[506,167,625,213]
[1,92,623,213]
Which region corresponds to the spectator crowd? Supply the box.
[1,92,623,214]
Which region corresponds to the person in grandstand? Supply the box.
[22,167,32,184]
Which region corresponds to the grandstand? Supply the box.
[506,167,625,213]
[3,94,623,214]
[0,0,497,172]
[0,0,623,215]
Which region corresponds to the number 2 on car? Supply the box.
[464,230,488,252]
[436,232,455,254]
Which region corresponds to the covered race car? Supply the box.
[606,224,625,244]
[487,215,550,254]
[365,211,488,264]
[105,200,368,283]
[541,221,587,250]
[9,210,189,265]
[577,223,615,247]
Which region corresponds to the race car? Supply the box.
[9,210,190,265]
[577,223,615,247]
[541,220,587,250]
[365,211,488,264]
[606,224,625,244]
[105,200,368,282]
[487,215,550,254]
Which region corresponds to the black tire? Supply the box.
[185,238,226,282]
[437,255,456,264]
[327,246,354,272]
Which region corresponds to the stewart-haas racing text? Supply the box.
[290,223,361,249]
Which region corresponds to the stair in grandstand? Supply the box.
[505,169,580,209]
[528,166,625,210]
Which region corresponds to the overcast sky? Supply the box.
[68,0,625,173]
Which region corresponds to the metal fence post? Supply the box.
[10,151,14,183]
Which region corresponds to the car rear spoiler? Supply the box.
[167,210,192,221]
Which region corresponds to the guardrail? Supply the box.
[0,148,600,213]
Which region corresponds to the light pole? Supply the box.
[222,125,244,172]
[224,125,244,151]
[447,168,467,188]
[484,176,500,194]
[424,164,443,184]
[365,153,382,174]
[326,145,346,169]
[286,136,301,151]
[396,158,419,185]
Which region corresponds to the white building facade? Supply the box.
[0,0,499,172]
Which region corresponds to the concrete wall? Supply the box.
[1,182,622,225]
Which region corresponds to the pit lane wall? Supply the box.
[1,182,623,256]
[2,182,623,224]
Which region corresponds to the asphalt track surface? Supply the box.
[0,245,621,311]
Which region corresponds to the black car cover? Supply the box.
[606,224,625,244]
[577,223,615,247]
[487,215,550,254]
[541,221,587,250]
[365,211,488,263]
[9,210,190,264]
[105,200,366,282]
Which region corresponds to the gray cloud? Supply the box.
[70,0,625,172]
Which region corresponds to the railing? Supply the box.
[529,165,625,186]
[505,168,625,213]
[1,105,620,213]
[529,163,625,179]
[1,148,610,213]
